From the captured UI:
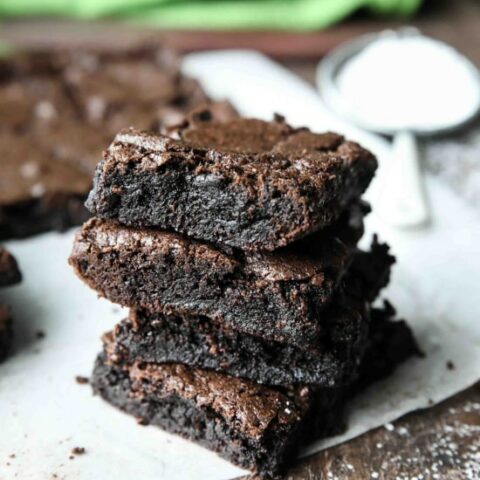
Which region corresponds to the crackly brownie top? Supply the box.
[0,46,226,206]
[105,117,375,199]
[0,246,21,288]
[125,360,312,439]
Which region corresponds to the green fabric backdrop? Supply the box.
[0,0,422,31]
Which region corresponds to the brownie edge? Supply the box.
[86,116,377,251]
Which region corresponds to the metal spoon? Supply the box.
[317,29,480,228]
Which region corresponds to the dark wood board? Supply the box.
[239,381,480,479]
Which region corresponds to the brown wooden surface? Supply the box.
[1,2,479,478]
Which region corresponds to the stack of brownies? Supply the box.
[70,114,418,477]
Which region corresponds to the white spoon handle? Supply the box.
[378,131,429,228]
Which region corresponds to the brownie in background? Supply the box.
[0,46,234,240]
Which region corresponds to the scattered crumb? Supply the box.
[137,417,149,426]
[9,454,15,459]
[446,360,455,370]
[75,376,89,385]
[71,447,86,456]
[36,330,45,339]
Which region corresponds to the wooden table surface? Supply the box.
[1,2,480,478]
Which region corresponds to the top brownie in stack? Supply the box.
[86,115,377,251]
[0,45,235,240]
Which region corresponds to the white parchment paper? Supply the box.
[0,51,479,480]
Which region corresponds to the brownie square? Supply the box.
[0,305,13,363]
[0,246,21,361]
[92,303,419,478]
[105,244,392,387]
[86,115,377,252]
[70,204,377,347]
[0,246,22,288]
[0,46,233,240]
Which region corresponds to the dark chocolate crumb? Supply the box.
[446,360,455,370]
[71,447,86,455]
[75,376,89,385]
[36,331,45,339]
[137,417,149,426]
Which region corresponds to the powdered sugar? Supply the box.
[337,34,480,133]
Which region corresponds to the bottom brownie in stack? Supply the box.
[0,246,21,361]
[89,243,418,478]
[93,303,418,478]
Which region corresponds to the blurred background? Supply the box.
[1,0,479,215]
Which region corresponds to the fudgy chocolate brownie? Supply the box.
[86,115,377,252]
[0,246,21,361]
[92,303,418,478]
[105,245,392,386]
[70,204,378,347]
[108,305,367,388]
[0,305,13,363]
[0,246,22,288]
[0,46,232,240]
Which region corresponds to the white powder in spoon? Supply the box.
[337,35,480,133]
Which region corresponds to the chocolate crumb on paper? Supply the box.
[75,376,89,385]
[71,447,86,456]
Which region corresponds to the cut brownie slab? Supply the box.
[107,303,368,388]
[105,245,392,387]
[0,246,22,288]
[0,246,21,361]
[86,115,377,251]
[70,204,376,347]
[92,303,419,478]
[0,305,13,363]
[0,46,231,240]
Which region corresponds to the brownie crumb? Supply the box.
[36,331,46,340]
[71,447,86,455]
[75,376,89,385]
[137,417,149,426]
[446,360,455,370]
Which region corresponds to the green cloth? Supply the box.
[0,0,422,31]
